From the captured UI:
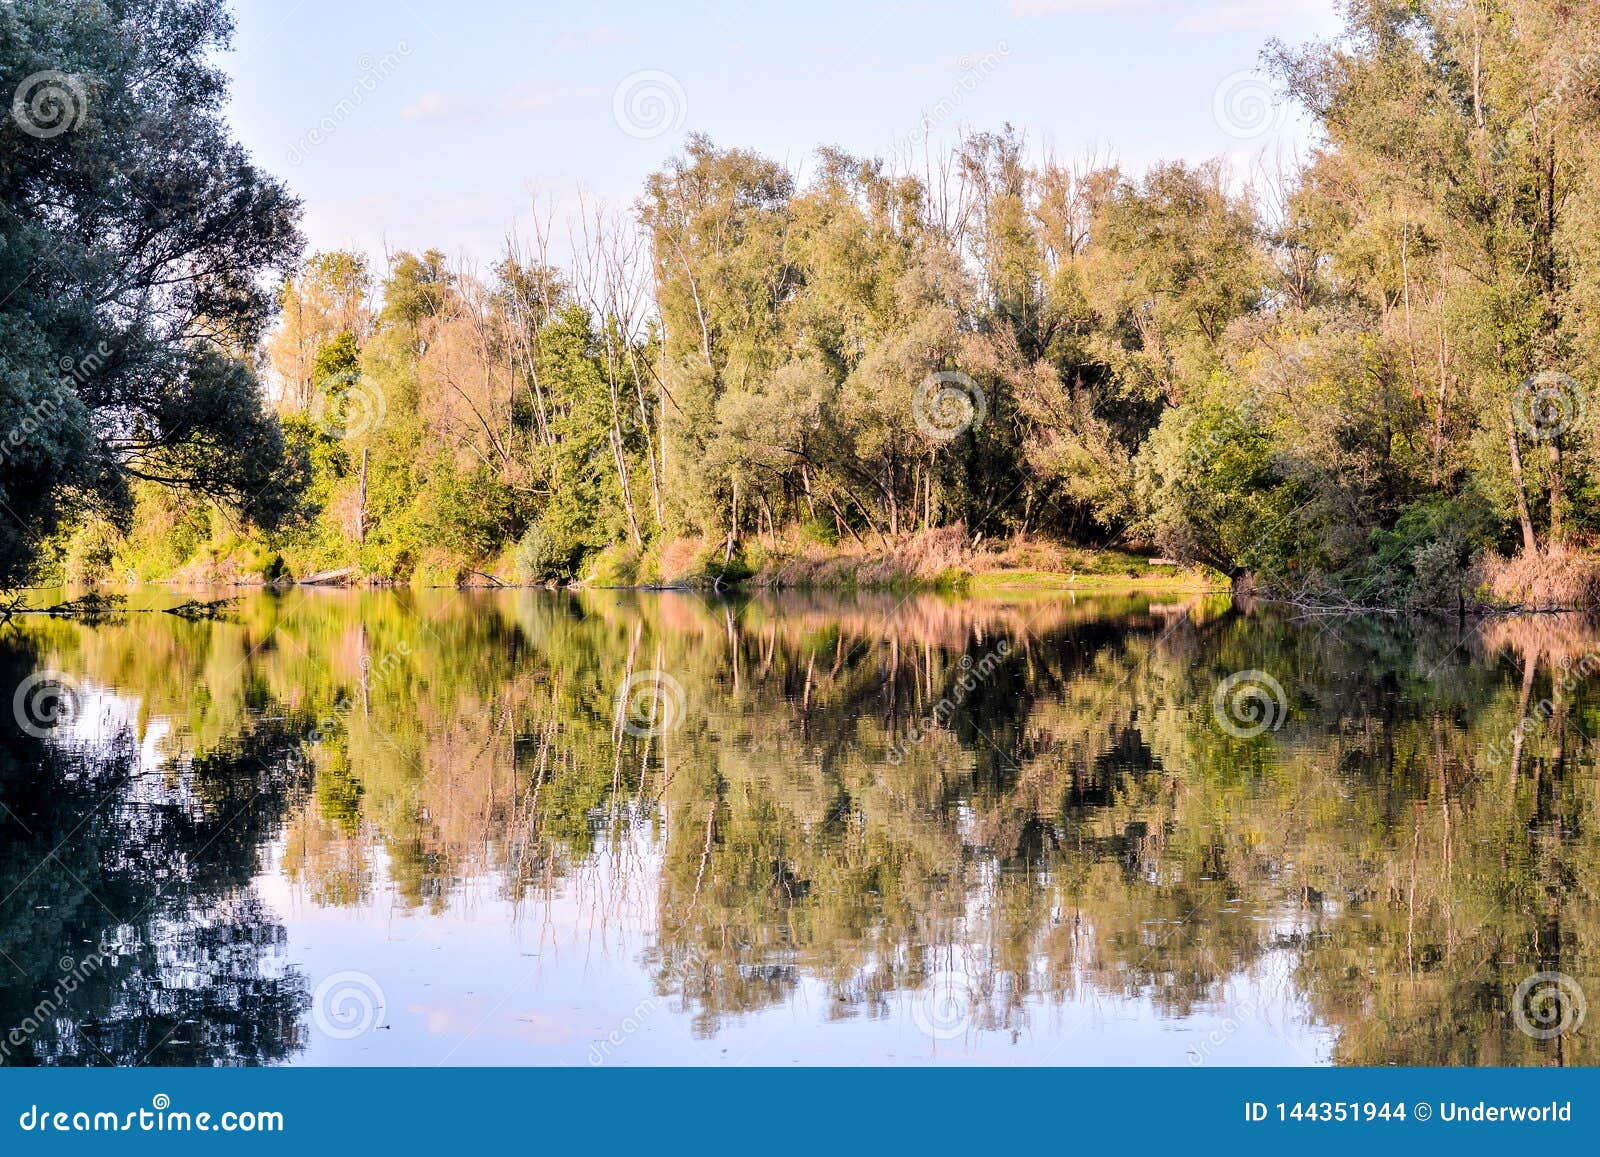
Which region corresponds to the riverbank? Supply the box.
[747,553,1226,597]
[730,529,1225,595]
[133,526,1225,596]
[57,526,1600,612]
[116,520,1600,611]
[518,529,1222,595]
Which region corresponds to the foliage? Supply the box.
[18,0,1600,610]
[0,0,302,587]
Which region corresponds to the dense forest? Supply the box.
[8,0,1600,607]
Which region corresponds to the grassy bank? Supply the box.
[105,527,1600,612]
[113,525,1220,596]
[598,526,1226,596]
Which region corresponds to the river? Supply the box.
[0,587,1589,1065]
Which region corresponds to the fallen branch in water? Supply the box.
[298,567,357,586]
[0,592,244,622]
[1281,602,1402,619]
[162,596,239,621]
[40,593,127,621]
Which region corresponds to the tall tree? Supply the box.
[0,0,303,585]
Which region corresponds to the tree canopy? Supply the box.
[0,0,302,585]
[13,0,1600,610]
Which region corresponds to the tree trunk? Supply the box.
[723,477,738,564]
[357,447,368,547]
[1505,408,1539,555]
[1549,438,1565,550]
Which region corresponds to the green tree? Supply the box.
[0,0,302,586]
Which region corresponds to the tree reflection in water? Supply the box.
[0,647,310,1065]
[0,589,1594,1065]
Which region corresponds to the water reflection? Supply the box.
[0,588,1594,1065]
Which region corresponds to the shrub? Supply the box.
[512,525,565,583]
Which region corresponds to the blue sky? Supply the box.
[223,0,1342,265]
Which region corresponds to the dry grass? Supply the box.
[1482,550,1600,610]
[756,525,974,589]
[657,537,706,585]
[1477,613,1600,666]
[746,526,1209,591]
[624,527,1218,592]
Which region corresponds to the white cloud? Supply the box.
[400,91,469,122]
[1010,0,1150,14]
[497,86,568,114]
[1177,0,1329,33]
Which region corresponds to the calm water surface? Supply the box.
[0,588,1593,1066]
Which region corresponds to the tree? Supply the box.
[266,251,373,411]
[1269,0,1600,558]
[0,0,302,586]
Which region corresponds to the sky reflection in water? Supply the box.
[0,588,1590,1066]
